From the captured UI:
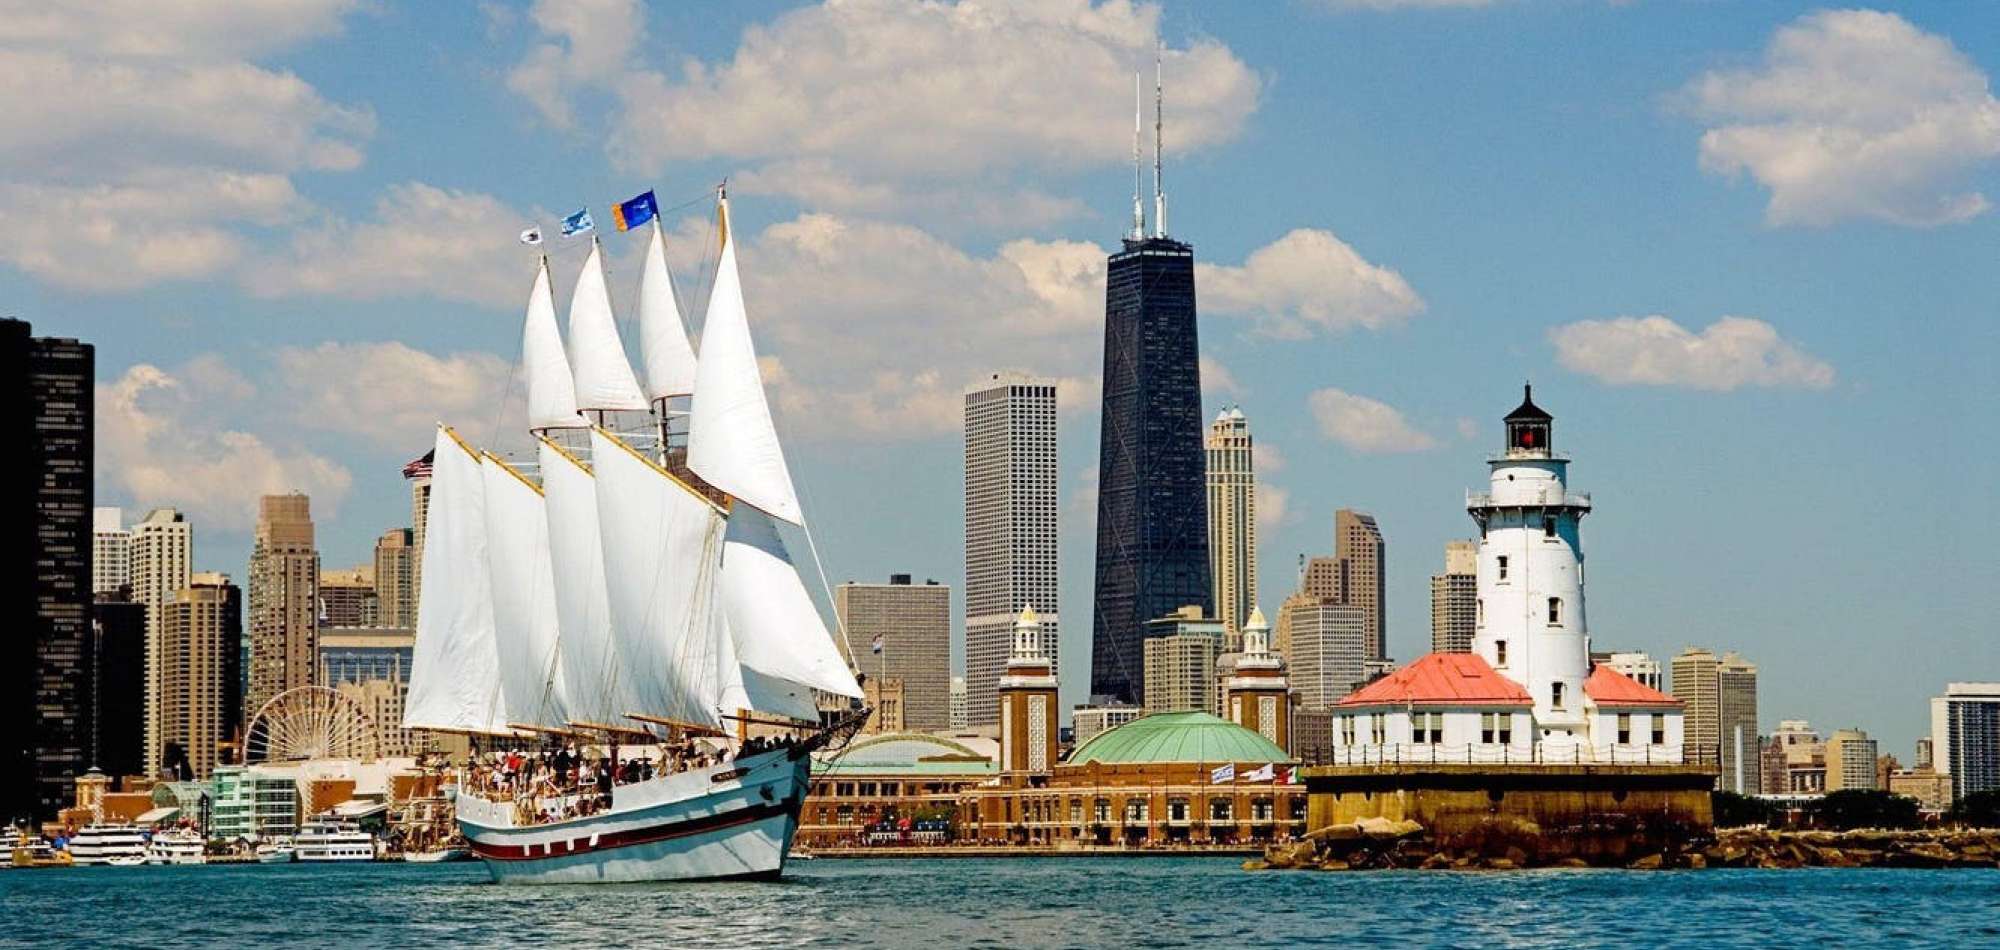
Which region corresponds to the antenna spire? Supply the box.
[1152,42,1166,239]
[1131,72,1145,241]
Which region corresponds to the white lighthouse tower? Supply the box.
[1468,385,1592,744]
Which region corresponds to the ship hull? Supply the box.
[457,749,809,885]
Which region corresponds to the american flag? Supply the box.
[402,449,434,480]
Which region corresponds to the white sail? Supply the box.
[639,223,698,400]
[523,257,583,430]
[479,454,569,728]
[568,240,649,412]
[403,426,507,734]
[590,427,730,727]
[719,504,863,706]
[687,198,803,524]
[537,439,634,727]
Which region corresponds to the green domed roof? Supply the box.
[1068,711,1288,766]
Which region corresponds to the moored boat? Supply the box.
[254,839,296,864]
[146,828,207,865]
[295,821,376,862]
[68,824,147,866]
[400,847,468,863]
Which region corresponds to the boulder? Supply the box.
[1684,853,1707,870]
[1627,853,1664,870]
[1358,817,1400,840]
[1317,822,1363,842]
[1484,857,1518,870]
[1242,859,1269,872]
[1420,853,1453,870]
[1504,846,1530,867]
[1319,859,1351,871]
[1388,819,1426,839]
[1553,857,1591,869]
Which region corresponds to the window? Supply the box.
[1498,714,1514,745]
[1168,800,1189,823]
[1210,799,1233,821]
[1371,713,1386,744]
[1496,556,1509,581]
[1413,712,1443,744]
[1551,682,1566,709]
[1495,640,1508,667]
[1548,597,1563,625]
[1617,714,1632,745]
[1651,717,1665,746]
[1340,715,1357,746]
[1480,713,1496,744]
[1544,517,1557,539]
[1094,798,1111,823]
[1477,598,1484,627]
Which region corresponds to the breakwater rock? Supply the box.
[1247,818,2000,871]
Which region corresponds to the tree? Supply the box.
[1712,790,1771,828]
[1948,790,2000,828]
[1809,789,1920,830]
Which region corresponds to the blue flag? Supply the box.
[612,190,658,232]
[561,208,595,236]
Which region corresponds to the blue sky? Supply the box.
[9,1,1997,755]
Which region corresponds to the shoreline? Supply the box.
[799,845,1264,859]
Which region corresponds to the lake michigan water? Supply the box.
[4,858,1998,948]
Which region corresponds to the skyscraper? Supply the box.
[373,527,415,628]
[91,592,146,779]
[318,566,376,627]
[158,573,242,780]
[1205,408,1256,641]
[1671,647,1760,792]
[963,374,1058,726]
[404,451,433,621]
[92,507,129,596]
[1334,509,1385,660]
[1285,601,1369,711]
[248,494,319,720]
[1090,69,1208,705]
[1429,539,1477,653]
[1932,682,2000,802]
[1824,728,1879,792]
[130,507,191,775]
[835,575,952,731]
[0,318,94,819]
[1140,606,1224,714]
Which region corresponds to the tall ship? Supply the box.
[403,189,866,884]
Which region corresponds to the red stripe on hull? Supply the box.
[467,799,796,862]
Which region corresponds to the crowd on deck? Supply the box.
[464,733,802,825]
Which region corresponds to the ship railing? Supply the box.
[1466,490,1592,509]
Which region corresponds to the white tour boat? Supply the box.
[294,821,376,862]
[402,189,867,885]
[145,828,207,865]
[254,839,296,864]
[67,824,148,866]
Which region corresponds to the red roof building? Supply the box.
[1338,653,1533,708]
[1583,665,1681,708]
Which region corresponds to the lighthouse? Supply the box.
[1467,384,1593,742]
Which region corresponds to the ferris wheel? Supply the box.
[245,686,379,764]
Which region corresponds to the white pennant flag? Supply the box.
[1245,763,1277,783]
[1210,763,1236,784]
[519,226,543,246]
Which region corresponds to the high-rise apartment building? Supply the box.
[1932,682,2000,802]
[1672,647,1760,792]
[158,573,242,780]
[1824,728,1879,792]
[91,592,146,780]
[0,319,95,820]
[372,528,415,628]
[949,676,968,730]
[1141,607,1223,714]
[1072,702,1143,746]
[963,374,1058,726]
[130,507,191,775]
[404,451,433,621]
[319,566,376,627]
[1334,509,1385,660]
[835,575,951,731]
[1205,408,1256,641]
[248,494,319,720]
[1090,213,1209,706]
[319,627,417,758]
[92,507,129,596]
[1429,539,1477,653]
[1286,601,1369,711]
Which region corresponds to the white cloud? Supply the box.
[509,0,1259,220]
[664,213,1414,440]
[1198,229,1423,338]
[1201,355,1242,396]
[1256,484,1291,528]
[0,171,301,290]
[97,362,352,532]
[0,0,373,290]
[1455,417,1479,440]
[271,342,516,444]
[1313,0,1494,10]
[1549,315,1835,391]
[1308,388,1438,454]
[1683,9,2000,227]
[1253,441,1287,474]
[244,183,537,308]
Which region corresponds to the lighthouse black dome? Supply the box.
[1504,384,1552,452]
[1505,383,1552,423]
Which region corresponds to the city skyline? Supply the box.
[8,2,1998,755]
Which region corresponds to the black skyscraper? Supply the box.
[92,593,146,780]
[1089,234,1210,705]
[0,318,94,820]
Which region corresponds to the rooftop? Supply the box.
[814,733,999,777]
[1583,665,1681,707]
[1067,711,1289,766]
[1339,653,1534,708]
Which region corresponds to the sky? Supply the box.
[7,0,1997,756]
